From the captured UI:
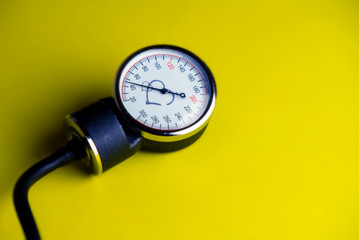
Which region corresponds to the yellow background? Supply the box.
[1,0,359,239]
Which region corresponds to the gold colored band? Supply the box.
[64,116,103,175]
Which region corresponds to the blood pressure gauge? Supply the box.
[15,45,217,239]
[114,45,216,149]
[64,45,216,173]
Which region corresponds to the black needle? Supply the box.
[125,81,186,98]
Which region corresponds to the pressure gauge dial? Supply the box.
[114,45,216,150]
[15,45,218,240]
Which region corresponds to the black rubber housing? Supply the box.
[68,95,210,172]
[142,125,207,152]
[69,98,143,172]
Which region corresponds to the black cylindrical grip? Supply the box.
[68,98,142,172]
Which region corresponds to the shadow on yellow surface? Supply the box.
[1,0,359,239]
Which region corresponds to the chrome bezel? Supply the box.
[114,45,216,143]
[64,116,103,174]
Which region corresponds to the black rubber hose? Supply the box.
[14,138,86,240]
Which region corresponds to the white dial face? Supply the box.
[116,47,213,132]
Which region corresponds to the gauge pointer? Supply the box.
[125,81,186,98]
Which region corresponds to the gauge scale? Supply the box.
[114,45,216,147]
